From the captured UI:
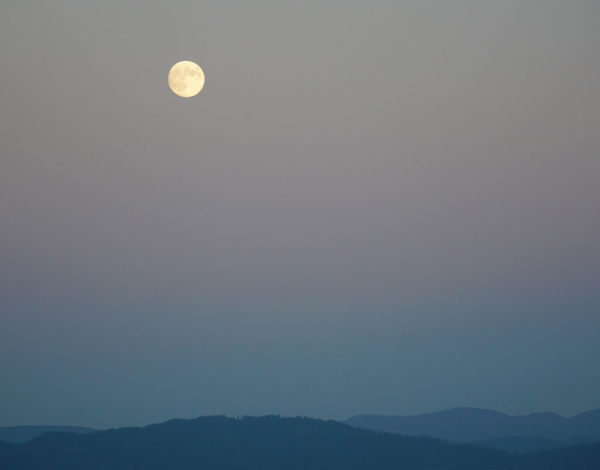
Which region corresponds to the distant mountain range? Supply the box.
[346,407,600,453]
[0,425,95,444]
[1,415,600,469]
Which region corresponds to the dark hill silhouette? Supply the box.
[472,436,596,454]
[0,440,14,457]
[0,425,95,444]
[1,415,599,470]
[519,442,600,470]
[0,416,513,470]
[346,407,600,442]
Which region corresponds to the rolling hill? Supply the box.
[0,425,95,444]
[1,415,600,469]
[346,407,600,443]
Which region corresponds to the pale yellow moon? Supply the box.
[168,61,205,98]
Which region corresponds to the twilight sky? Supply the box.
[1,1,599,428]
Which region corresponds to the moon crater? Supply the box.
[168,61,205,98]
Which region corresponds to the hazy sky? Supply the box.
[1,1,599,428]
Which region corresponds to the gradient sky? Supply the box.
[1,1,599,428]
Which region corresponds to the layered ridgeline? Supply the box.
[1,415,600,470]
[346,408,600,453]
[0,426,95,444]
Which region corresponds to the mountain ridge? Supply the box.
[1,415,600,469]
[0,425,96,444]
[346,407,600,443]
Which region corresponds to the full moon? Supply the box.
[168,60,205,98]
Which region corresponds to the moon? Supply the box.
[168,61,205,98]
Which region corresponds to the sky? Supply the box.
[1,1,599,429]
